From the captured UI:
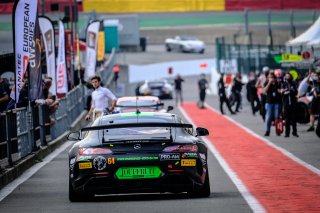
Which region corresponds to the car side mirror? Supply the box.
[196,127,209,137]
[67,131,81,141]
[167,106,174,112]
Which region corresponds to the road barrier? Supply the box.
[0,49,116,170]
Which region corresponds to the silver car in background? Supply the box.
[165,35,205,54]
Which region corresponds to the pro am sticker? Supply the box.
[79,162,92,169]
[93,156,107,171]
[181,159,196,166]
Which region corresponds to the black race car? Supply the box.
[67,112,210,201]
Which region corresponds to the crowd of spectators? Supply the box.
[0,76,59,126]
[223,66,320,137]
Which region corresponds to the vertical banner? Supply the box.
[56,20,68,94]
[29,16,43,100]
[85,21,100,80]
[39,16,56,95]
[97,31,105,62]
[13,0,38,102]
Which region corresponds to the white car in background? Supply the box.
[165,35,205,54]
[138,80,173,99]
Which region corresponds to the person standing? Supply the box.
[174,74,184,105]
[198,73,208,109]
[218,73,235,114]
[247,71,260,115]
[231,72,244,112]
[0,77,10,112]
[281,73,299,137]
[263,72,281,136]
[85,76,117,120]
[256,66,270,121]
[307,71,320,132]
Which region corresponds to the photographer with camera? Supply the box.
[281,72,299,137]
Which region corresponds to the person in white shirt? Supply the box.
[85,76,117,120]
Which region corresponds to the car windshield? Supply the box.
[180,36,198,41]
[117,100,158,107]
[148,81,165,87]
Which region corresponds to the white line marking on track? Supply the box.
[0,142,72,202]
[178,105,266,213]
[204,104,320,176]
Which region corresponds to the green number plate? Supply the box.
[115,166,162,180]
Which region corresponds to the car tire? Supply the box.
[166,44,171,52]
[188,168,211,197]
[200,49,205,54]
[179,45,185,53]
[69,178,93,202]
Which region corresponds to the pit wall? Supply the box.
[83,0,320,13]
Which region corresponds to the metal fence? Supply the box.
[0,49,116,169]
[216,37,287,73]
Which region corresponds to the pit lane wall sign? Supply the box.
[219,59,238,74]
[39,16,56,95]
[13,0,38,102]
[56,20,68,94]
[85,21,100,80]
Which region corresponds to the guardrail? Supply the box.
[0,49,116,170]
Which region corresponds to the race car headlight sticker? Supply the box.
[79,148,112,155]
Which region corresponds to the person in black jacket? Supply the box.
[198,73,208,109]
[217,73,235,114]
[247,71,260,115]
[281,73,299,137]
[263,72,281,136]
[231,72,244,112]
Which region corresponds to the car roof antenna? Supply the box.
[169,115,175,142]
[136,96,141,114]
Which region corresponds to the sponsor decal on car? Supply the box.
[78,156,92,161]
[181,159,196,166]
[182,153,198,158]
[93,156,107,171]
[79,162,93,169]
[159,153,180,161]
[117,156,159,161]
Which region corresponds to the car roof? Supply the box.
[95,112,181,126]
[117,96,160,103]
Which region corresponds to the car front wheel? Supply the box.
[166,44,171,52]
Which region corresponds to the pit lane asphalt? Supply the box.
[1,45,319,212]
[0,47,253,212]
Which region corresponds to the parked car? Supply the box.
[165,35,205,54]
[139,80,173,99]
